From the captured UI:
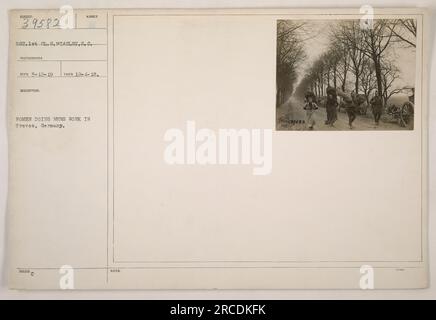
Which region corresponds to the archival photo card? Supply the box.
[7,8,428,290]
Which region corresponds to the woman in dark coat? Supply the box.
[325,87,338,126]
[337,89,357,129]
[370,91,383,125]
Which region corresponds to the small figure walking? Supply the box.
[303,91,318,130]
[370,91,383,126]
[325,87,338,126]
[337,89,356,129]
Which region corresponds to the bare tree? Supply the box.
[332,21,366,94]
[380,61,401,106]
[276,21,307,106]
[332,39,351,92]
[295,42,349,99]
[293,19,410,108]
[358,19,397,103]
[389,19,417,48]
[359,57,377,105]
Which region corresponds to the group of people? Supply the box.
[302,87,383,130]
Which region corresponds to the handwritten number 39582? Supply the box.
[22,18,60,29]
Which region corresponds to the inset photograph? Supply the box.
[276,19,416,131]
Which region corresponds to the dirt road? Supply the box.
[277,96,410,131]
